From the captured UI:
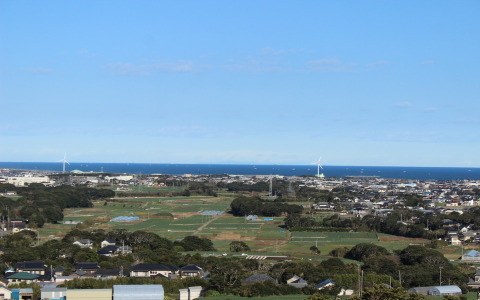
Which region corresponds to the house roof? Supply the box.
[6,272,40,280]
[130,263,179,272]
[316,279,336,289]
[40,287,67,292]
[93,269,121,277]
[75,262,99,270]
[74,239,92,244]
[465,250,480,257]
[180,264,202,272]
[97,245,118,255]
[101,245,118,251]
[54,266,66,273]
[15,261,46,269]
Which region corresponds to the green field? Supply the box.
[38,190,444,259]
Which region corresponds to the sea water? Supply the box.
[1,162,480,180]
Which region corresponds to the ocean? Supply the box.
[0,162,479,181]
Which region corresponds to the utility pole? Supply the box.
[398,270,402,287]
[358,265,362,296]
[361,270,364,296]
[439,266,443,286]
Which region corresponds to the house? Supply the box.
[315,279,336,290]
[461,250,480,262]
[179,265,205,278]
[97,245,132,256]
[40,287,67,300]
[54,266,66,276]
[73,239,93,249]
[447,235,462,246]
[8,219,28,231]
[315,279,353,295]
[11,288,34,300]
[97,245,119,257]
[129,263,179,278]
[467,269,480,288]
[0,286,12,300]
[93,269,122,279]
[286,275,308,288]
[115,245,132,255]
[6,272,39,284]
[460,232,476,242]
[15,261,47,275]
[75,262,100,274]
[242,273,277,285]
[70,270,95,278]
[101,239,117,248]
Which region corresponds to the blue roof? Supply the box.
[464,250,480,257]
[316,279,335,289]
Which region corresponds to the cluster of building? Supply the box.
[0,258,206,300]
[2,259,207,286]
[0,284,202,300]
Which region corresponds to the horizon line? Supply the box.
[0,161,478,169]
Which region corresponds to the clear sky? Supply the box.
[1,1,479,167]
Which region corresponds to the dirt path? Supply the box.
[193,215,221,235]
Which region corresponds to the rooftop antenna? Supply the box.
[312,157,325,178]
[60,153,70,173]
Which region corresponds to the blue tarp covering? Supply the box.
[110,216,140,222]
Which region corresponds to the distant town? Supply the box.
[1,168,480,300]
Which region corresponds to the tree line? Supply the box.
[0,184,114,227]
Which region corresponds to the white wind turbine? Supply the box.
[313,157,325,178]
[60,153,70,173]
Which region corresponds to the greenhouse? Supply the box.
[113,285,164,300]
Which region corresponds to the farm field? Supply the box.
[37,191,453,260]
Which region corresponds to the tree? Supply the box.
[310,246,320,254]
[306,293,333,300]
[351,284,425,300]
[345,243,389,262]
[175,236,215,251]
[229,241,250,252]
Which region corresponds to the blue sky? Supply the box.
[1,1,479,167]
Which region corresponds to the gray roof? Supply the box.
[40,287,67,292]
[428,285,462,295]
[113,285,164,300]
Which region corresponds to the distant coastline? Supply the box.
[1,162,480,181]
